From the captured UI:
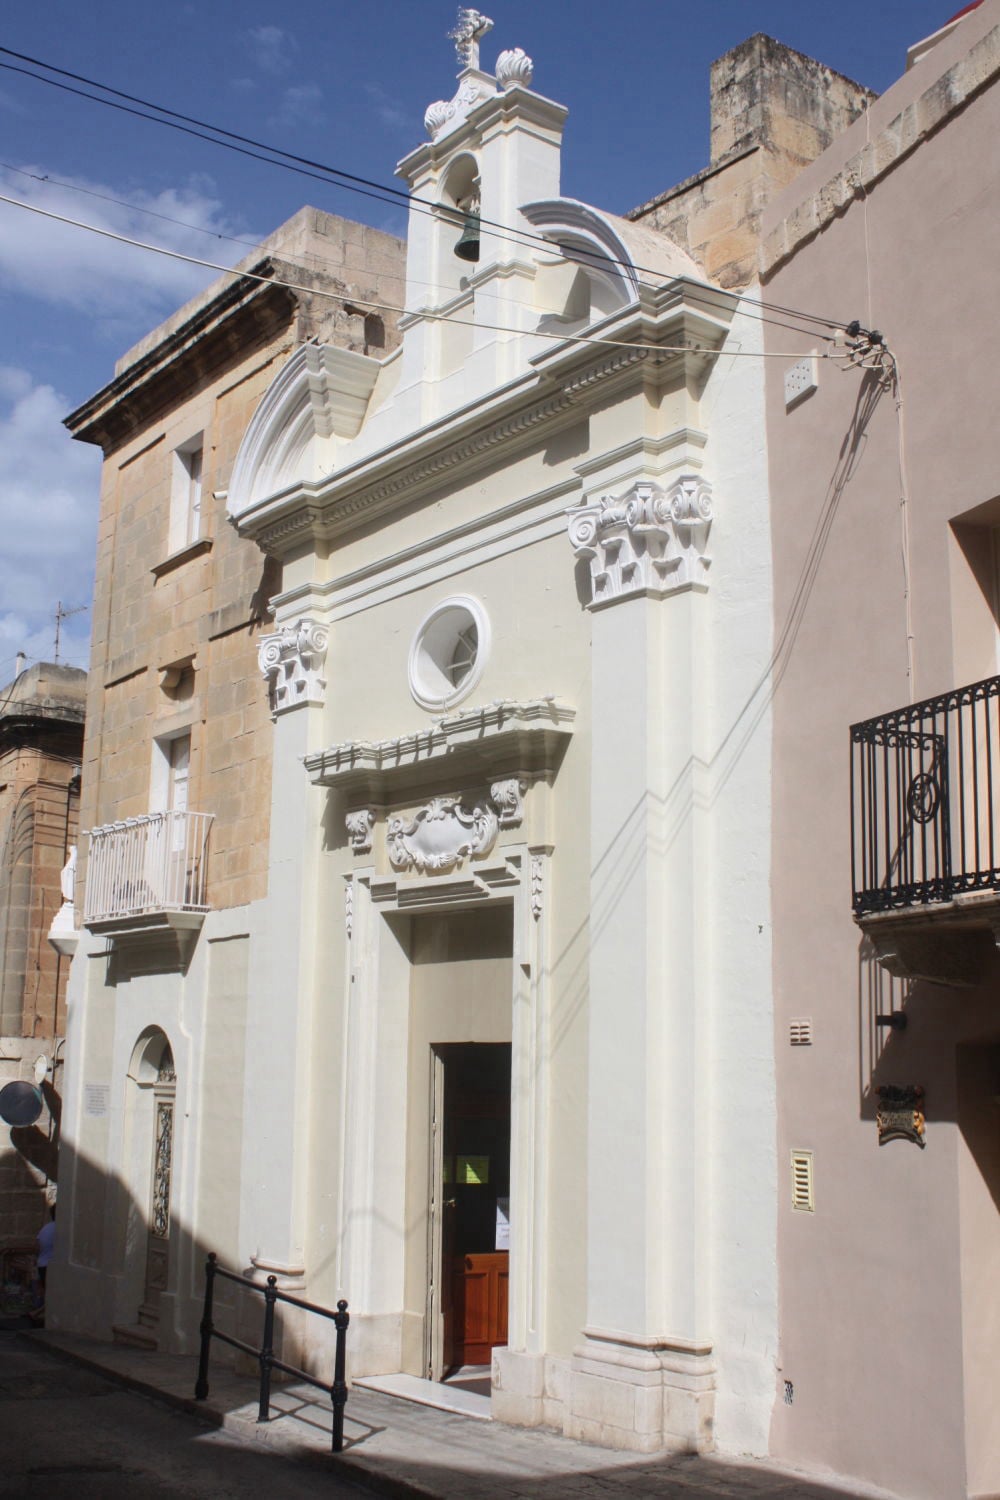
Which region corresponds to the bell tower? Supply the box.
[394,10,568,416]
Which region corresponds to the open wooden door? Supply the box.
[429,1043,511,1378]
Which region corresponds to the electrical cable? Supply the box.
[0,45,852,335]
[0,163,835,345]
[0,160,267,255]
[0,191,847,361]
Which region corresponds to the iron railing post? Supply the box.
[194,1251,216,1400]
[258,1275,278,1423]
[331,1299,350,1453]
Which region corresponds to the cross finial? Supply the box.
[448,7,494,70]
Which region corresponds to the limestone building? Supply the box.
[0,660,84,1269]
[49,6,939,1480]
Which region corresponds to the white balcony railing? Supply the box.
[84,810,214,928]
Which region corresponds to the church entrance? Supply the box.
[429,1043,511,1381]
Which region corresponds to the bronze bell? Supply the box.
[454,209,481,262]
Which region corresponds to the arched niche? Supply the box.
[116,1026,177,1343]
[431,151,482,306]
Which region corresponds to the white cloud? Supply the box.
[364,84,418,137]
[0,368,100,673]
[269,83,325,129]
[246,25,298,75]
[0,164,259,333]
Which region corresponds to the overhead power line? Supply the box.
[0,191,848,361]
[0,162,834,345]
[0,44,852,336]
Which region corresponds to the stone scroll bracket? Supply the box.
[568,476,713,609]
[258,618,329,717]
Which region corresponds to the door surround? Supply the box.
[337,843,551,1410]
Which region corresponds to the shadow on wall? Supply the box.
[1,1073,61,1313]
[857,935,1000,1208]
[48,1126,348,1391]
[43,1147,894,1498]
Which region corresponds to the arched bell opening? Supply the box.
[433,152,482,303]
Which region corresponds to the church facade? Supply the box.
[55,6,995,1484]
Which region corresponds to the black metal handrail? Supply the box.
[194,1252,350,1453]
[851,673,1000,916]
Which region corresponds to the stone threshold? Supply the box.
[354,1371,492,1421]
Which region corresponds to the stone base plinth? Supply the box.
[565,1331,716,1454]
[491,1347,546,1427]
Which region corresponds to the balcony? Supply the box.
[851,674,1000,985]
[84,810,213,941]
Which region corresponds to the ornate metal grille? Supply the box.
[851,673,1000,916]
[152,1101,173,1238]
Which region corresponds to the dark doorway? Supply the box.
[431,1043,510,1378]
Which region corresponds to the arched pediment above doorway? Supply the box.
[227,342,382,523]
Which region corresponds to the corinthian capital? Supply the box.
[567,476,713,609]
[258,617,329,715]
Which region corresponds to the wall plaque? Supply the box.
[876,1084,925,1148]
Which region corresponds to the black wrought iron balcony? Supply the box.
[850,674,1000,985]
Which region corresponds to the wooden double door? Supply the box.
[431,1043,511,1377]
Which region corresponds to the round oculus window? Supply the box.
[408,596,490,711]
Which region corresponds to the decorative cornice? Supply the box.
[305,696,574,801]
[236,286,731,559]
[762,20,1000,277]
[258,617,329,715]
[245,351,651,556]
[568,476,713,608]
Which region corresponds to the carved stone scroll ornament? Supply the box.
[490,777,525,828]
[258,618,329,715]
[568,476,713,608]
[387,796,499,874]
[345,808,375,854]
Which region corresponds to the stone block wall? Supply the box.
[71,209,407,918]
[629,34,876,286]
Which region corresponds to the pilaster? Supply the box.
[238,617,329,1287]
[567,480,715,1452]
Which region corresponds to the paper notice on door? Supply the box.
[495,1195,510,1250]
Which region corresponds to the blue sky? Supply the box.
[0,0,964,672]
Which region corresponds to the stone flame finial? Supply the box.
[449,8,494,70]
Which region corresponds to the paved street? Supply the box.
[0,1330,368,1499]
[1,1328,895,1500]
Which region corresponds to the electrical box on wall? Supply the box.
[784,354,819,408]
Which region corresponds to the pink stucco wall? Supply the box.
[763,5,1000,1497]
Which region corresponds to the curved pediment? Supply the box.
[227,342,381,522]
[521,198,640,308]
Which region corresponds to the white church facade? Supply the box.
[53,13,782,1459]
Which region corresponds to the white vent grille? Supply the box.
[791,1150,814,1212]
[789,1018,812,1046]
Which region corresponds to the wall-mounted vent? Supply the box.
[791,1150,814,1212]
[784,353,818,408]
[789,1018,812,1046]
